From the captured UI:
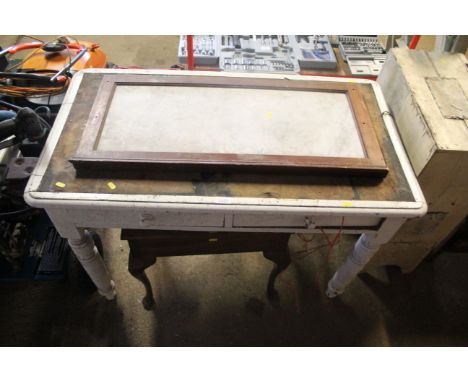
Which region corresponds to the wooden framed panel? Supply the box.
[70,74,388,177]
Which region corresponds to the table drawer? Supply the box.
[139,211,225,228]
[65,208,226,229]
[65,208,381,231]
[233,214,311,228]
[232,213,381,229]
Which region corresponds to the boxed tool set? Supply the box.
[338,35,387,76]
[178,35,338,73]
[178,35,221,66]
[218,35,300,73]
[292,35,337,69]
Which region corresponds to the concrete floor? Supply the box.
[0,35,467,346]
[0,35,180,68]
[1,230,468,346]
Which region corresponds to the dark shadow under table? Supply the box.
[121,230,291,310]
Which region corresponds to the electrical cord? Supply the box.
[0,99,21,110]
[0,75,68,98]
[0,100,52,131]
[0,207,34,219]
[0,36,80,98]
[5,51,44,72]
[18,35,44,43]
[293,218,344,260]
[33,105,52,124]
[0,75,68,97]
[274,217,346,314]
[6,36,69,72]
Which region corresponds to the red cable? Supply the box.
[278,217,345,313]
[408,35,421,49]
[295,217,345,259]
[186,35,195,70]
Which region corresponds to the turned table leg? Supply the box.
[325,233,380,298]
[68,229,116,300]
[325,218,406,298]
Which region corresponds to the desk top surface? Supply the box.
[26,69,425,215]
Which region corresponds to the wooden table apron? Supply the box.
[24,69,427,300]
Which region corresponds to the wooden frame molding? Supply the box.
[70,74,388,177]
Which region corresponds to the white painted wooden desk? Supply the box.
[24,69,426,300]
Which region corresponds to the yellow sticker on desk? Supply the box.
[107,181,117,190]
[55,182,66,188]
[266,111,273,120]
[342,201,353,207]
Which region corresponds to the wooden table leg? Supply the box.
[128,249,157,310]
[263,249,291,298]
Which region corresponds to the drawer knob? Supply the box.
[304,217,315,229]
